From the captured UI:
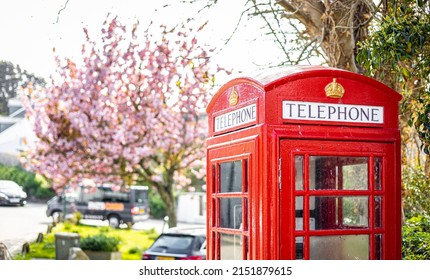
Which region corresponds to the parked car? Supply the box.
[142,226,206,260]
[0,180,27,206]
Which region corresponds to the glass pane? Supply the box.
[136,189,149,204]
[212,198,216,227]
[343,196,368,227]
[243,198,249,231]
[313,196,336,229]
[79,186,104,202]
[243,236,249,260]
[310,235,369,260]
[295,236,304,260]
[342,163,368,190]
[243,160,248,193]
[374,196,382,228]
[211,232,216,259]
[295,196,303,230]
[295,156,304,190]
[310,156,368,190]
[220,233,243,260]
[313,196,368,230]
[220,161,242,193]
[374,157,382,190]
[212,164,216,192]
[374,234,382,260]
[220,198,242,229]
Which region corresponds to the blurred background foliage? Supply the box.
[0,164,54,199]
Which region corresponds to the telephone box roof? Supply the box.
[207,65,401,113]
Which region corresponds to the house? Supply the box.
[0,98,35,165]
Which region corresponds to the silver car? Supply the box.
[0,180,27,206]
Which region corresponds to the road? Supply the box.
[0,203,51,256]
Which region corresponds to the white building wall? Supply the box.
[0,118,35,157]
[176,192,206,224]
[0,98,36,164]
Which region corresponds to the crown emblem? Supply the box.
[325,78,345,98]
[229,87,239,106]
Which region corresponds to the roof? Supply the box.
[207,65,401,113]
[250,65,334,85]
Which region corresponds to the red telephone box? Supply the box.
[205,66,402,260]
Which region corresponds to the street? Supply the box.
[0,203,51,256]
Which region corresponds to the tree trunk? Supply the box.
[276,0,374,73]
[425,157,430,177]
[157,183,177,228]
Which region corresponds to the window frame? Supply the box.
[210,155,250,260]
[293,152,386,260]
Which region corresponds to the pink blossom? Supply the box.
[20,15,220,193]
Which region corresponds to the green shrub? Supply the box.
[99,226,112,234]
[63,222,73,231]
[401,166,430,259]
[402,166,430,218]
[74,212,82,224]
[80,234,120,252]
[402,215,430,259]
[149,191,167,219]
[128,247,142,255]
[143,228,159,240]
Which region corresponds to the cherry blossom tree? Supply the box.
[21,16,217,227]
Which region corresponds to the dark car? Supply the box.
[142,226,206,260]
[0,180,27,206]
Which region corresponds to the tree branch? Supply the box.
[54,0,70,24]
[275,0,325,37]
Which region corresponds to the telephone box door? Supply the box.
[280,140,399,260]
[207,140,256,260]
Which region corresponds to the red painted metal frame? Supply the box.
[206,66,402,260]
[279,140,398,259]
[206,137,257,260]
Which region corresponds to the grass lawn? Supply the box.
[14,221,159,260]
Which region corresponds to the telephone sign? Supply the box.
[282,101,384,124]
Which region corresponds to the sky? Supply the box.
[0,0,284,85]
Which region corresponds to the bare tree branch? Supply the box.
[54,0,70,24]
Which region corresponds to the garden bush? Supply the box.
[80,234,120,252]
[402,215,430,259]
[402,166,430,259]
[402,166,430,218]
